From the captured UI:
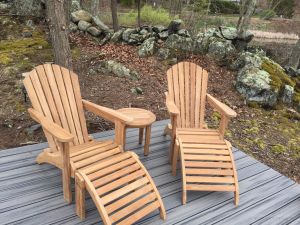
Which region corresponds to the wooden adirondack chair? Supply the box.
[164,62,239,205]
[23,64,166,224]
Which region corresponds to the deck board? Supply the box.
[0,120,299,225]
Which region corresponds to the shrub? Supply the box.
[119,4,175,26]
[140,5,173,25]
[259,9,277,20]
[209,0,240,14]
[118,10,137,26]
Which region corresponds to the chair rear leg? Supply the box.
[75,173,86,220]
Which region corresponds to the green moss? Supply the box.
[245,126,260,134]
[0,32,50,65]
[253,138,265,149]
[271,144,287,154]
[211,111,221,121]
[247,101,259,108]
[71,47,81,59]
[261,57,296,91]
[0,54,12,65]
[293,92,300,105]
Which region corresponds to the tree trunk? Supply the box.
[111,0,119,31]
[46,0,73,70]
[91,0,100,16]
[137,0,141,27]
[288,39,300,69]
[236,0,257,50]
[64,0,71,25]
[237,0,256,38]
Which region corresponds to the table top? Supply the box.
[117,108,156,127]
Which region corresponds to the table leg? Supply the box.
[144,125,151,156]
[139,128,144,144]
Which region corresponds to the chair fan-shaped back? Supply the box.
[23,64,89,151]
[167,62,208,129]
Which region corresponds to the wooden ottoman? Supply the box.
[117,108,156,156]
[173,128,239,206]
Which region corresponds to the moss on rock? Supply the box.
[261,57,295,92]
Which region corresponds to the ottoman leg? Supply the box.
[139,128,144,144]
[144,125,151,156]
[172,139,179,176]
[75,173,86,220]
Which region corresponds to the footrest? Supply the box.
[75,151,166,225]
[177,129,239,206]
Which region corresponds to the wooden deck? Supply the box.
[0,120,299,225]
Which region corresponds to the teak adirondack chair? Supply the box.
[23,64,166,224]
[164,62,239,205]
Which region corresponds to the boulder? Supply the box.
[122,28,137,42]
[158,31,169,40]
[131,87,143,95]
[130,34,145,43]
[71,10,92,23]
[92,16,109,32]
[236,66,278,106]
[282,85,294,105]
[99,32,113,45]
[139,29,149,35]
[194,29,219,53]
[165,34,194,53]
[284,66,300,77]
[168,19,183,35]
[78,20,92,31]
[26,124,41,136]
[219,26,237,40]
[105,60,139,80]
[110,29,125,43]
[138,37,157,57]
[231,52,262,71]
[153,25,166,33]
[157,48,171,60]
[69,22,78,32]
[208,41,235,61]
[71,0,81,12]
[0,3,10,10]
[87,26,101,36]
[178,29,190,37]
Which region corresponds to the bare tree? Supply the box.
[46,0,73,69]
[288,39,300,69]
[111,0,119,31]
[137,0,141,27]
[236,0,257,50]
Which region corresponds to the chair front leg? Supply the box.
[114,120,126,151]
[169,115,177,163]
[75,173,86,219]
[60,142,72,203]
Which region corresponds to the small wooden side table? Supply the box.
[117,108,156,156]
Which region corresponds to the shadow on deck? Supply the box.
[0,120,299,225]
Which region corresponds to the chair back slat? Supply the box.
[167,62,208,129]
[24,64,89,149]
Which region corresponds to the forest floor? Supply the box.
[0,15,299,183]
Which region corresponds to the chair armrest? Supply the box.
[28,108,74,143]
[206,94,237,118]
[82,100,133,124]
[165,92,180,115]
